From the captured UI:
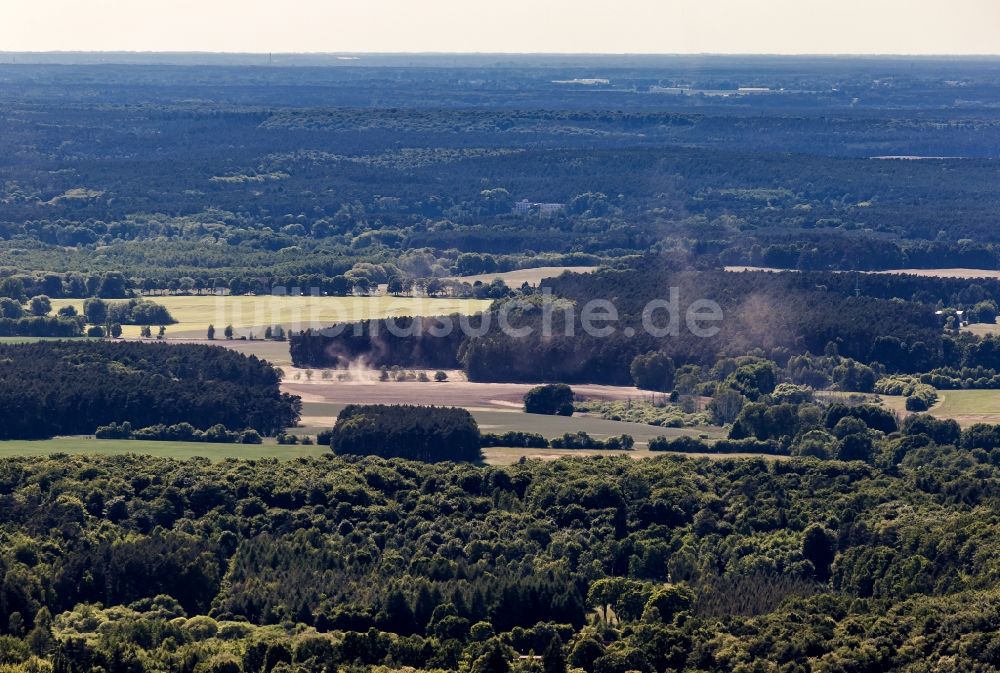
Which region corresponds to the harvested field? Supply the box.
[283,379,660,410]
[726,266,1000,279]
[453,265,599,287]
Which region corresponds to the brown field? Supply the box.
[286,378,725,446]
[868,268,1000,279]
[726,266,1000,279]
[453,265,599,287]
[284,379,652,409]
[963,320,1000,337]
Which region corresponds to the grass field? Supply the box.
[0,336,90,344]
[872,389,1000,426]
[50,295,492,339]
[453,265,599,287]
[0,437,747,465]
[928,389,1000,425]
[0,437,327,460]
[296,400,723,446]
[963,320,1000,337]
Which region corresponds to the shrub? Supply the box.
[549,432,633,450]
[480,431,549,448]
[94,422,263,444]
[904,383,938,411]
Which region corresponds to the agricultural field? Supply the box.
[927,389,1000,426]
[0,336,89,344]
[295,401,721,447]
[453,265,599,287]
[284,378,654,410]
[0,437,327,460]
[288,378,722,447]
[49,294,491,339]
[869,390,1000,426]
[0,436,742,466]
[726,266,1000,279]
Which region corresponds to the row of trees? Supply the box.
[95,421,263,444]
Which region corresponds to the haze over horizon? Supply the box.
[3,0,999,56]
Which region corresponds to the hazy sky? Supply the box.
[3,0,999,55]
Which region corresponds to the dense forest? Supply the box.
[0,448,998,671]
[0,342,300,438]
[2,57,1000,292]
[291,265,944,381]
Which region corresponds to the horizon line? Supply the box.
[3,50,1000,58]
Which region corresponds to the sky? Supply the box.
[2,0,999,55]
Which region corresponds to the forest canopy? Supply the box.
[0,447,995,671]
[0,342,300,439]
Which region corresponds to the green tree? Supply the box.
[642,584,693,623]
[542,634,567,673]
[524,384,574,416]
[28,295,51,316]
[97,272,129,298]
[83,298,108,325]
[802,524,836,582]
[0,278,24,302]
[0,297,23,319]
[708,388,746,425]
[472,639,511,673]
[568,637,604,671]
[630,351,676,392]
[725,361,778,401]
